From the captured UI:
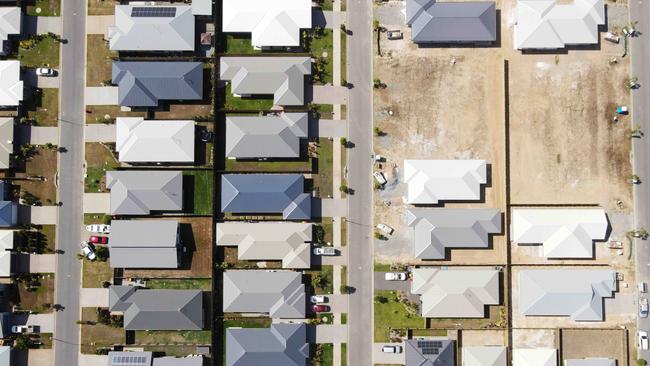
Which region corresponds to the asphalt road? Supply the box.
[53,1,87,365]
[631,0,650,359]
[345,0,374,365]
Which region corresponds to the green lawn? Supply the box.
[82,259,112,288]
[320,343,333,366]
[225,158,312,173]
[183,170,213,215]
[374,263,392,272]
[134,330,211,356]
[224,84,275,111]
[26,0,60,16]
[307,265,333,294]
[374,290,425,342]
[341,31,347,82]
[19,37,60,67]
[342,343,347,366]
[26,89,59,127]
[146,278,211,291]
[310,29,334,85]
[225,35,261,54]
[314,138,334,197]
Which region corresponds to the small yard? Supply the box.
[146,278,212,291]
[374,290,425,342]
[223,246,283,269]
[26,0,61,16]
[85,106,146,124]
[224,84,274,111]
[313,138,333,197]
[82,259,112,288]
[84,142,119,193]
[80,307,125,354]
[307,265,333,294]
[134,330,211,356]
[17,147,58,204]
[224,35,260,54]
[88,0,115,15]
[18,36,60,67]
[25,89,59,127]
[13,275,55,313]
[225,158,312,173]
[309,29,334,85]
[86,35,116,87]
[153,103,213,120]
[315,343,333,366]
[183,170,213,215]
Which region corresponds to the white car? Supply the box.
[310,295,328,304]
[35,67,55,76]
[640,331,649,350]
[81,242,96,261]
[376,223,394,235]
[382,345,402,353]
[604,32,620,43]
[385,272,407,281]
[314,247,337,256]
[86,224,110,234]
[11,325,34,334]
[373,172,388,185]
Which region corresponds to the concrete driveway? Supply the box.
[86,15,114,34]
[24,16,61,35]
[78,354,108,366]
[28,349,54,366]
[319,247,348,266]
[27,206,58,225]
[80,288,109,307]
[25,313,54,333]
[83,193,110,213]
[85,87,118,105]
[311,324,348,343]
[312,86,348,105]
[29,254,56,273]
[317,198,347,217]
[312,9,344,29]
[374,272,419,302]
[324,294,348,313]
[28,127,59,145]
[84,124,116,142]
[373,342,405,365]
[312,119,347,138]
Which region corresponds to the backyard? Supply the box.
[18,36,60,68]
[25,89,59,127]
[134,330,212,356]
[146,278,212,291]
[225,158,312,173]
[374,290,425,342]
[84,106,146,124]
[224,84,274,111]
[224,35,260,54]
[86,35,116,87]
[183,170,214,215]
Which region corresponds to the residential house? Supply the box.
[403,160,487,204]
[518,269,615,321]
[216,222,312,268]
[226,113,308,159]
[108,220,180,268]
[223,270,305,318]
[221,174,311,220]
[512,348,557,366]
[0,7,20,55]
[0,61,22,107]
[115,118,195,163]
[511,208,608,258]
[411,268,500,318]
[222,0,311,48]
[407,208,501,259]
[191,0,212,16]
[405,339,454,366]
[513,0,604,49]
[0,230,12,277]
[564,359,616,366]
[106,170,183,215]
[406,0,496,43]
[112,61,203,107]
[0,117,12,169]
[220,57,311,106]
[107,351,204,366]
[0,181,16,227]
[108,5,195,51]
[462,346,507,366]
[109,286,203,330]
[0,346,8,366]
[226,323,309,366]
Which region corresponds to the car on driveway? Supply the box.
[11,325,34,334]
[86,224,110,234]
[80,242,96,260]
[312,304,330,313]
[35,67,55,76]
[641,298,648,318]
[310,295,328,304]
[89,235,108,244]
[640,331,649,350]
[313,247,337,256]
[382,345,402,353]
[373,172,387,186]
[385,272,407,281]
[376,223,394,235]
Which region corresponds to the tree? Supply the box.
[374,127,382,136]
[312,273,329,290]
[373,19,380,31]
[13,335,31,350]
[314,225,325,243]
[339,185,348,193]
[638,359,647,366]
[340,137,347,146]
[374,295,388,304]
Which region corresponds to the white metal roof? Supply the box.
[513,0,604,49]
[115,117,195,163]
[0,8,20,50]
[512,349,557,366]
[0,230,12,277]
[0,61,22,106]
[462,346,507,366]
[510,208,607,258]
[0,117,13,170]
[222,0,311,47]
[403,160,487,204]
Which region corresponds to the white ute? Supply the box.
[385,272,407,281]
[313,247,336,256]
[640,330,649,350]
[376,223,394,235]
[86,224,110,234]
[373,172,387,185]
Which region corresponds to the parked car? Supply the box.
[312,304,330,313]
[373,172,388,185]
[86,224,110,234]
[372,154,385,162]
[641,298,648,318]
[313,247,337,256]
[80,242,96,261]
[640,282,647,293]
[386,30,403,40]
[640,330,649,350]
[385,272,407,281]
[89,235,108,244]
[376,223,394,235]
[11,325,34,334]
[382,345,403,353]
[35,67,55,76]
[310,295,328,304]
[604,32,620,43]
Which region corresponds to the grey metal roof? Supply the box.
[406,0,497,43]
[0,202,15,227]
[221,174,311,220]
[223,270,305,318]
[153,356,204,366]
[225,113,308,158]
[518,269,616,321]
[109,286,203,330]
[411,268,500,318]
[407,208,501,259]
[564,359,616,366]
[216,222,312,268]
[220,57,311,106]
[108,5,195,51]
[112,61,203,107]
[405,339,455,366]
[108,220,180,268]
[106,170,183,215]
[226,323,309,366]
[107,351,153,366]
[0,118,13,169]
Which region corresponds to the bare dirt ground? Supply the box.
[460,330,507,347]
[512,328,558,349]
[560,328,627,363]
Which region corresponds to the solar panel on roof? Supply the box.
[131,6,177,18]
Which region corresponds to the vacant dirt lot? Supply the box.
[512,328,558,349]
[561,328,627,363]
[461,330,507,347]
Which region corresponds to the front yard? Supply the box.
[16,147,58,204]
[307,265,333,295]
[82,259,112,288]
[374,290,425,342]
[18,36,60,68]
[80,307,124,354]
[313,138,334,197]
[84,142,119,193]
[25,89,59,127]
[86,35,116,87]
[12,275,55,313]
[88,0,115,15]
[26,0,61,16]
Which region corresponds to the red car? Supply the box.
[312,304,330,313]
[89,236,108,244]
